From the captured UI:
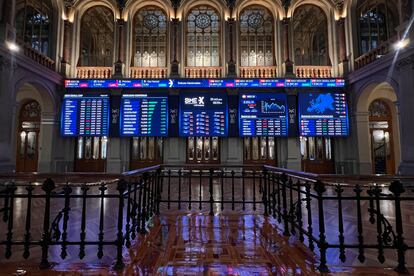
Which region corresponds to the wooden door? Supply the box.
[16,101,41,172]
[186,137,220,164]
[300,137,335,174]
[130,137,163,169]
[74,137,108,172]
[243,137,277,166]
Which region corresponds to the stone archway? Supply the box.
[355,82,401,174]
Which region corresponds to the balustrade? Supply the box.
[354,38,397,70]
[18,42,55,71]
[239,66,277,78]
[295,65,333,78]
[76,67,112,79]
[185,67,222,78]
[129,67,167,79]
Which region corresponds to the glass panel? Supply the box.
[196,137,203,161]
[101,137,108,159]
[26,132,37,159]
[204,137,210,160]
[308,137,316,160]
[252,137,259,160]
[316,138,324,160]
[212,137,219,161]
[148,137,155,160]
[156,138,163,160]
[260,137,267,160]
[244,137,251,160]
[77,137,84,159]
[325,138,332,160]
[85,137,92,159]
[188,137,195,161]
[20,131,27,157]
[132,137,140,160]
[268,137,275,160]
[300,137,308,159]
[140,137,147,160]
[93,137,100,160]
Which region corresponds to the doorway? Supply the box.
[130,137,163,169]
[369,99,395,174]
[74,136,108,172]
[243,137,277,166]
[16,101,41,172]
[300,137,334,174]
[186,137,220,164]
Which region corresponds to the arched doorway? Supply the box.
[369,99,395,174]
[16,100,41,172]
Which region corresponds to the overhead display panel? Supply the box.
[299,92,349,136]
[61,94,110,137]
[239,93,288,137]
[120,94,168,137]
[64,78,346,89]
[179,93,228,137]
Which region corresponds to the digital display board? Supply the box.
[299,92,349,136]
[179,93,228,137]
[120,94,168,137]
[61,94,110,137]
[239,93,288,137]
[64,78,346,89]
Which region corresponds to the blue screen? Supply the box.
[120,94,168,137]
[179,93,228,137]
[299,92,349,136]
[61,94,110,137]
[239,93,288,137]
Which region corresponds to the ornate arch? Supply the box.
[235,0,283,19]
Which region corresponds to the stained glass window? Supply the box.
[239,7,274,67]
[186,6,220,67]
[134,7,167,67]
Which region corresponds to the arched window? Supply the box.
[133,7,167,67]
[15,0,53,56]
[186,6,220,67]
[357,0,399,55]
[239,6,274,67]
[293,5,329,66]
[79,6,114,67]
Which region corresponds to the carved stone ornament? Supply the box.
[397,55,414,70]
[0,55,17,72]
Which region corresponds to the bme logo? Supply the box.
[185,97,205,106]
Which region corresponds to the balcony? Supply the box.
[185,67,223,78]
[130,67,167,79]
[76,67,112,79]
[18,42,55,71]
[239,66,277,78]
[354,38,396,70]
[295,65,332,78]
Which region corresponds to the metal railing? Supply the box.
[1,165,414,272]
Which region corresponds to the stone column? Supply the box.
[61,20,73,76]
[282,18,294,76]
[226,18,236,78]
[170,18,180,78]
[114,19,125,77]
[397,55,414,175]
[0,55,17,171]
[0,0,16,41]
[336,18,349,76]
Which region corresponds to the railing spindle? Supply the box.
[114,179,127,270]
[305,181,314,251]
[189,170,192,210]
[221,170,224,211]
[79,185,89,259]
[231,170,235,211]
[60,183,72,260]
[281,173,289,236]
[178,169,182,210]
[40,178,55,269]
[23,184,34,259]
[314,181,328,273]
[209,168,214,215]
[336,184,346,262]
[5,184,16,259]
[354,184,365,263]
[199,170,202,210]
[167,170,171,209]
[125,182,132,248]
[97,183,107,259]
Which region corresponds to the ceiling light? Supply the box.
[6,41,19,52]
[394,39,409,50]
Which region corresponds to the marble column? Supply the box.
[397,55,414,175]
[170,18,180,78]
[114,19,125,77]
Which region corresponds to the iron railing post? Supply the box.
[314,180,329,273]
[40,178,55,269]
[113,179,127,270]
